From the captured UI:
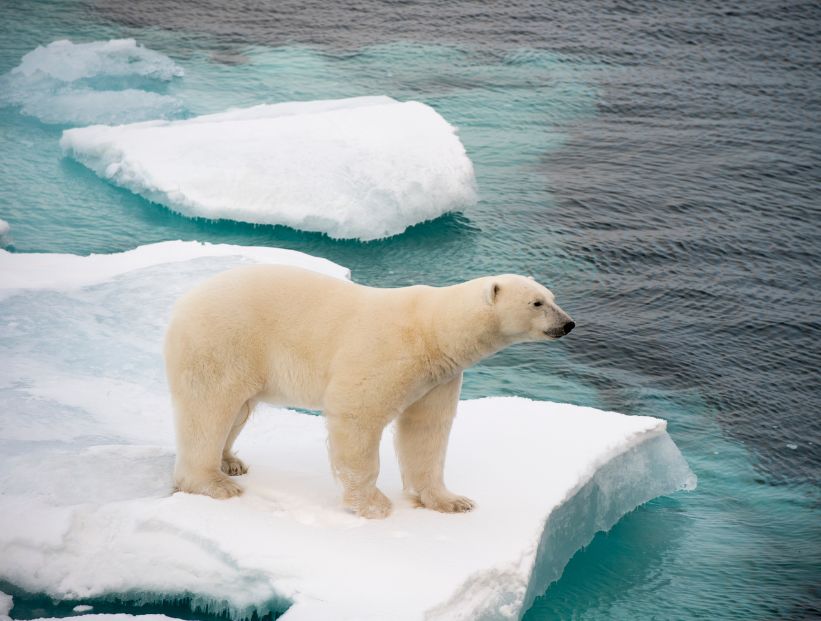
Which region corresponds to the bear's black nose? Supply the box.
[563,321,576,335]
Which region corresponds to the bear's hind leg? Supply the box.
[395,374,474,513]
[326,413,392,519]
[221,400,254,476]
[173,396,246,499]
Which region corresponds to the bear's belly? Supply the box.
[259,350,328,410]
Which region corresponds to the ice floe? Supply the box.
[0,219,9,237]
[0,592,12,620]
[61,96,478,240]
[0,39,184,125]
[0,242,694,620]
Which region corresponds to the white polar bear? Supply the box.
[165,266,574,518]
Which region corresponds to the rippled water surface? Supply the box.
[1,1,819,619]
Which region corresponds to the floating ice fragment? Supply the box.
[0,592,12,619]
[0,39,184,125]
[15,87,183,126]
[12,39,183,82]
[61,97,478,240]
[0,242,694,620]
[72,605,94,613]
[0,219,9,237]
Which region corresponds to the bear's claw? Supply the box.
[221,454,249,476]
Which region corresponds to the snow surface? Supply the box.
[60,96,478,240]
[0,239,347,297]
[0,39,183,125]
[0,242,694,620]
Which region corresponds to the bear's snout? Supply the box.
[543,316,574,339]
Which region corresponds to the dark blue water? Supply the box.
[1,1,819,618]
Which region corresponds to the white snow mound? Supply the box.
[0,39,184,125]
[0,242,694,621]
[60,97,478,240]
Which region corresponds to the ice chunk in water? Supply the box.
[61,97,478,240]
[0,592,12,619]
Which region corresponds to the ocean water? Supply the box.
[1,1,819,619]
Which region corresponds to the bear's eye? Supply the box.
[533,301,543,307]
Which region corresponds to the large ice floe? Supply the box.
[0,241,694,620]
[0,39,184,125]
[60,96,478,240]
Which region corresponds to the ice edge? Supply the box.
[422,428,696,621]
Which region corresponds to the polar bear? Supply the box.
[165,265,574,518]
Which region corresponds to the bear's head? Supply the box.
[484,275,574,342]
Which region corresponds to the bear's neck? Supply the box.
[427,284,508,375]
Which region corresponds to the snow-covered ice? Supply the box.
[0,241,694,620]
[0,39,184,125]
[61,96,478,240]
[0,239,347,297]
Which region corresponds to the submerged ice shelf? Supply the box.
[61,96,478,240]
[0,39,184,125]
[0,242,694,620]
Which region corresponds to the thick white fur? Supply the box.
[165,266,573,518]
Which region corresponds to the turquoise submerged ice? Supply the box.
[0,243,694,621]
[0,39,184,125]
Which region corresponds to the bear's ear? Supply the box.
[484,280,500,305]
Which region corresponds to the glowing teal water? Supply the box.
[1,1,818,619]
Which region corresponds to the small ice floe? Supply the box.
[0,39,184,125]
[0,242,694,620]
[0,592,13,620]
[61,96,477,240]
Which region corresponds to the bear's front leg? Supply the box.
[326,413,392,519]
[395,374,475,513]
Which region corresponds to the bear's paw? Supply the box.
[221,454,249,476]
[417,489,475,513]
[348,487,393,519]
[176,472,244,499]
